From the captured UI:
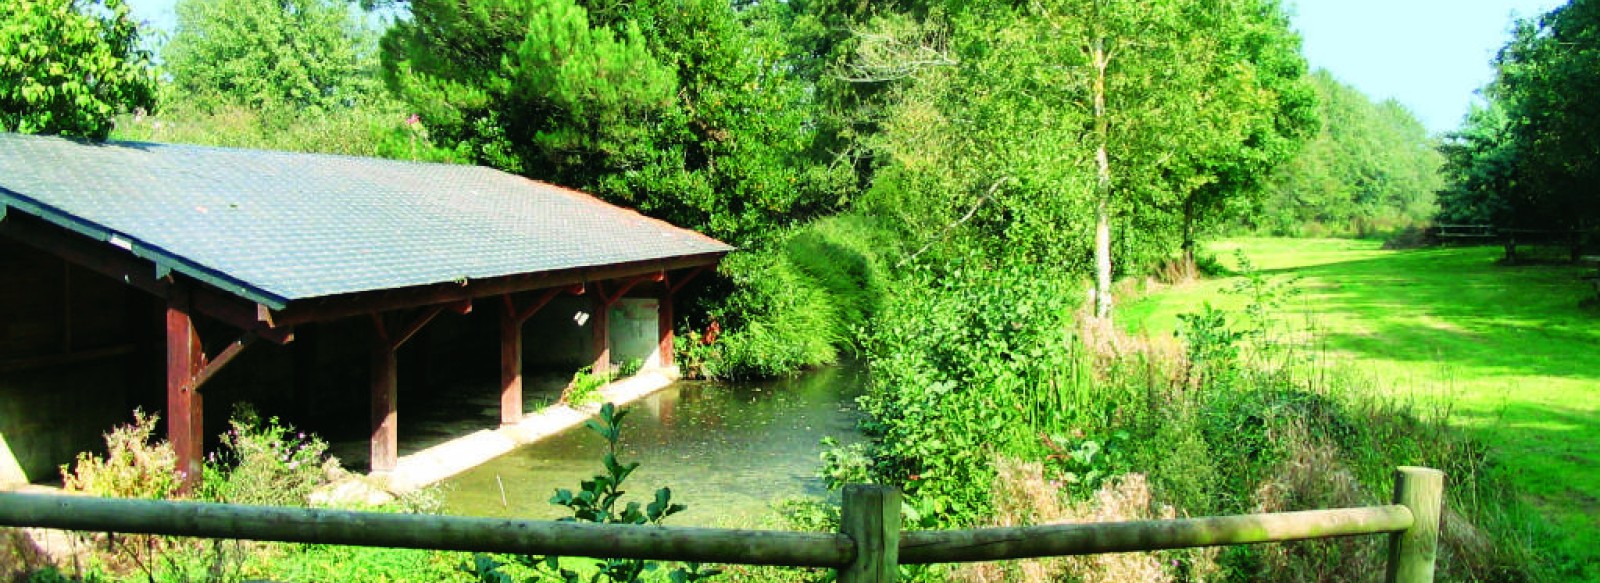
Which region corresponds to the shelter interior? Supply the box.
[0,228,701,486]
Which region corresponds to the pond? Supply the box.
[439,363,867,526]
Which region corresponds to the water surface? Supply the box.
[441,364,866,526]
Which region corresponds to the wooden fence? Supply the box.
[0,466,1444,582]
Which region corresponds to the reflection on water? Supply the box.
[440,364,866,526]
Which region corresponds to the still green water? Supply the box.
[440,364,866,526]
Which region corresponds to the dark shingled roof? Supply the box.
[0,133,731,309]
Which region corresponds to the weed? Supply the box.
[562,366,614,406]
[465,403,719,583]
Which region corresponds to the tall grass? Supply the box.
[830,254,1544,581]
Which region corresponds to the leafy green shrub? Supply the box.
[200,405,331,507]
[562,366,614,406]
[834,256,1097,527]
[112,103,465,163]
[698,215,896,380]
[61,409,181,500]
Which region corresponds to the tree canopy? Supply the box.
[380,0,849,245]
[846,0,1315,316]
[0,0,156,139]
[1256,70,1443,236]
[1440,0,1600,231]
[164,0,379,113]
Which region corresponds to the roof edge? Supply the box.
[270,251,729,326]
[0,188,291,309]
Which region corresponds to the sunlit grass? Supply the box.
[1122,237,1600,577]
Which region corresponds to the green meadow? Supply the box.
[1123,237,1600,574]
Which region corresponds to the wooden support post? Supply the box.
[370,317,399,474]
[591,283,611,374]
[500,299,524,426]
[658,285,674,370]
[839,485,900,583]
[166,285,204,490]
[1386,466,1444,583]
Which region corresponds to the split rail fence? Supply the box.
[0,466,1444,582]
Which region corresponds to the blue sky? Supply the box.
[1288,0,1561,134]
[125,0,1561,134]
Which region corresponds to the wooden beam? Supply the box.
[506,286,565,324]
[387,306,443,351]
[500,302,524,426]
[183,334,258,394]
[166,285,204,491]
[601,272,664,307]
[269,253,724,327]
[370,316,398,473]
[591,285,611,374]
[658,285,674,369]
[669,265,709,295]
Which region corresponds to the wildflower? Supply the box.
[406,114,421,126]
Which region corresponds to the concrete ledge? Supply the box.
[319,369,680,506]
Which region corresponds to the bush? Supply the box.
[200,405,332,507]
[61,409,181,500]
[832,255,1098,528]
[693,214,897,380]
[112,103,466,163]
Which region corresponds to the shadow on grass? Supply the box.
[1270,246,1600,382]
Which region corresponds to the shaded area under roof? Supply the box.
[0,133,732,309]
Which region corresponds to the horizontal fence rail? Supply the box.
[0,493,855,568]
[898,505,1415,564]
[0,466,1445,582]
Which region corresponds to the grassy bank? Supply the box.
[1123,237,1600,577]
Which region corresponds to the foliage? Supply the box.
[381,0,844,246]
[832,255,1101,528]
[467,403,717,583]
[562,366,614,406]
[61,410,182,500]
[200,405,332,507]
[0,0,156,139]
[690,214,896,380]
[110,103,466,162]
[849,0,1315,318]
[57,411,250,582]
[1255,70,1445,237]
[164,0,379,113]
[1439,0,1600,232]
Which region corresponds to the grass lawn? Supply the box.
[1122,237,1600,577]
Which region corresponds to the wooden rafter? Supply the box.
[668,265,708,295]
[270,254,722,327]
[183,334,258,394]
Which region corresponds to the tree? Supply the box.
[1258,70,1443,235]
[0,0,156,139]
[1165,0,1318,268]
[1437,101,1517,225]
[381,0,843,244]
[853,0,1312,311]
[1479,0,1600,230]
[1022,0,1319,319]
[164,0,378,113]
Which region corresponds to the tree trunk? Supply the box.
[1092,38,1113,321]
[1182,197,1197,276]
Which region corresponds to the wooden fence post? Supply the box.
[840,485,901,583]
[1386,466,1444,583]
